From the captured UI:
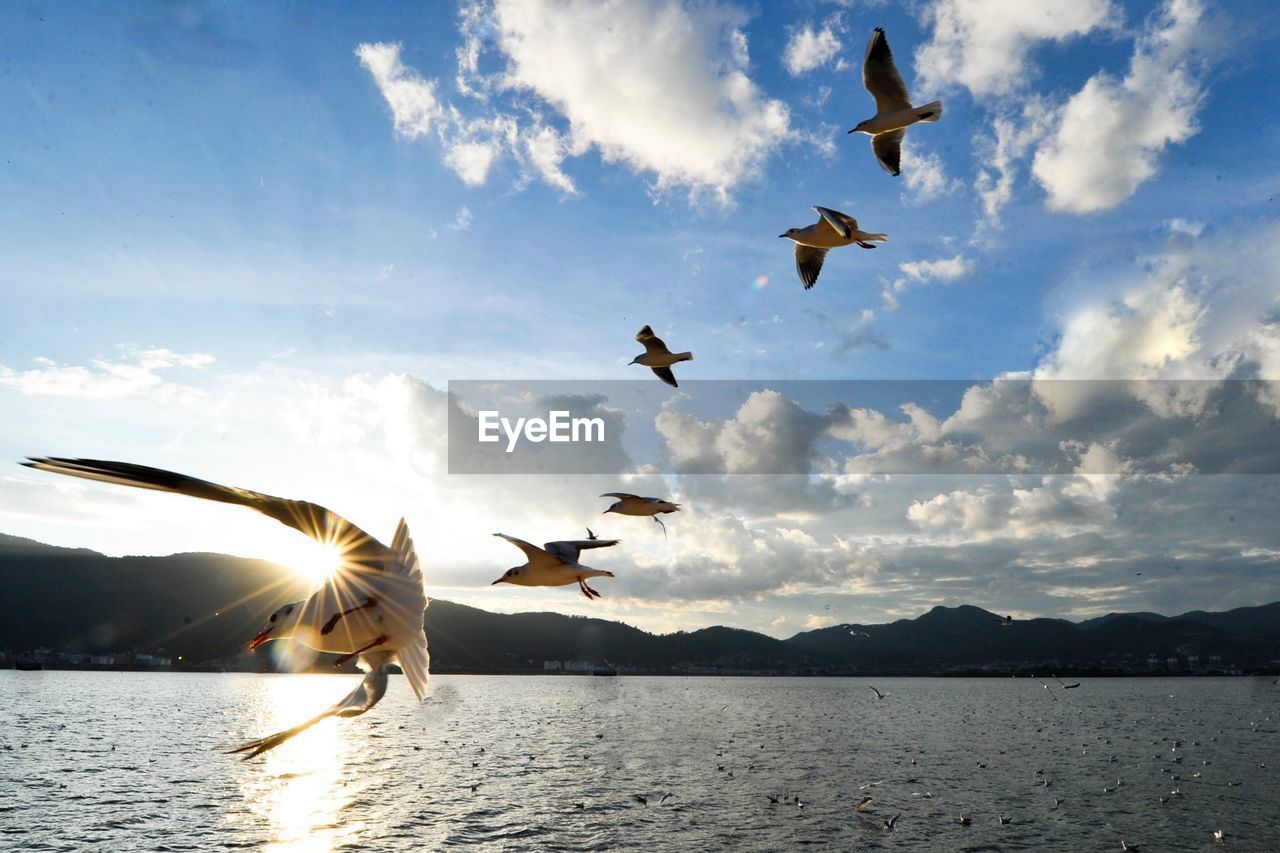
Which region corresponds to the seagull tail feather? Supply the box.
[673,352,693,362]
[395,632,431,703]
[914,100,943,122]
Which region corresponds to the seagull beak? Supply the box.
[491,577,505,585]
[247,627,273,651]
[778,233,787,238]
[847,128,857,134]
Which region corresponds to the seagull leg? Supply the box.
[578,579,602,599]
[333,635,386,667]
[320,596,379,636]
[654,515,667,540]
[856,241,878,249]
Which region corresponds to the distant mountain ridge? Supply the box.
[2,533,1277,674]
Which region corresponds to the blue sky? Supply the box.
[3,0,1280,636]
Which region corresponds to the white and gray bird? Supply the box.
[780,206,887,290]
[600,492,680,536]
[869,685,889,700]
[630,325,692,387]
[490,532,619,599]
[20,456,430,759]
[849,27,942,176]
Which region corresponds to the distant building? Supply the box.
[90,655,115,666]
[563,660,591,673]
[543,660,563,671]
[1186,654,1199,671]
[1166,656,1180,671]
[1147,655,1160,671]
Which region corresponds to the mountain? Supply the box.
[1,533,1276,673]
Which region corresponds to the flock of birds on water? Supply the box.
[15,24,1268,849]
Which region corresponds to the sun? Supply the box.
[276,538,344,585]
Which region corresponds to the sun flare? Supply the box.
[277,539,344,585]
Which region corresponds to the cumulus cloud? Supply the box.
[784,22,842,76]
[0,347,215,400]
[882,254,973,310]
[1031,0,1210,213]
[358,1,795,203]
[915,0,1116,98]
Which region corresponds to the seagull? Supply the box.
[658,793,674,804]
[859,780,883,790]
[885,814,900,832]
[999,815,1012,825]
[780,206,887,290]
[849,28,942,176]
[958,815,971,827]
[630,325,692,387]
[490,533,619,599]
[1214,830,1225,843]
[998,614,1013,626]
[633,794,648,806]
[856,795,875,812]
[868,685,889,700]
[1053,675,1081,689]
[21,456,430,759]
[600,492,680,536]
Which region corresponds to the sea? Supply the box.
[1,672,1276,851]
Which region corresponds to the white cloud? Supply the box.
[882,254,973,310]
[355,42,444,139]
[358,1,795,203]
[784,23,842,76]
[1031,0,1209,213]
[973,97,1054,226]
[448,205,474,232]
[0,347,215,400]
[901,142,960,204]
[915,0,1116,98]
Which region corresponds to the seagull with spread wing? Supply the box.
[490,532,619,599]
[600,492,680,537]
[848,28,943,176]
[20,456,430,759]
[629,324,693,388]
[780,206,887,290]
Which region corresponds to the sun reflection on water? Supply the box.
[235,675,365,851]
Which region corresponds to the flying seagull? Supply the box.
[630,325,692,388]
[20,457,430,759]
[869,685,889,700]
[601,492,680,536]
[490,533,618,599]
[885,814,900,832]
[849,27,943,176]
[780,206,887,289]
[1053,675,1081,689]
[855,795,875,812]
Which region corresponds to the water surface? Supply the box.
[1,672,1276,850]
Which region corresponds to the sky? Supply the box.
[2,0,1280,637]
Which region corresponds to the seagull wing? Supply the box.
[794,245,829,290]
[872,128,905,176]
[813,205,853,238]
[545,538,621,564]
[226,656,391,759]
[23,457,383,573]
[863,28,911,113]
[493,532,558,568]
[651,366,679,387]
[600,492,639,499]
[636,325,673,356]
